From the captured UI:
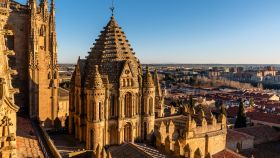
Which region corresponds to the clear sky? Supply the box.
[17,0,280,64]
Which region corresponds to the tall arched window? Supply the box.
[124,93,132,118]
[90,100,94,121]
[111,95,115,117]
[99,102,102,121]
[149,97,154,115]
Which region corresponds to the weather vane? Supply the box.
[110,0,115,16]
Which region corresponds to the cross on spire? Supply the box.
[110,0,115,16]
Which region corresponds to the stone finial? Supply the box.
[168,120,175,139]
[143,66,154,88]
[170,106,176,115]
[191,107,196,115]
[219,113,227,129]
[210,112,217,126]
[183,106,189,114]
[159,121,166,136]
[92,65,104,89]
[198,108,205,119]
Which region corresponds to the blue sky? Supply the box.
[17,0,280,64]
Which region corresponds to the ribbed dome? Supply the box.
[85,16,141,88]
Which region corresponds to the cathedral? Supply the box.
[1,0,59,126]
[69,12,227,158]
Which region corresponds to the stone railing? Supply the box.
[31,120,62,158]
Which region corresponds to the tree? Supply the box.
[235,99,247,128]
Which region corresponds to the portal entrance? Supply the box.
[124,123,132,142]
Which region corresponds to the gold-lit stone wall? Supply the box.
[4,0,59,127]
[0,1,19,157]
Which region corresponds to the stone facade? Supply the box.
[0,1,20,157]
[154,111,227,157]
[4,0,58,126]
[69,14,227,158]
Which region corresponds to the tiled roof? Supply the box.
[235,125,280,145]
[109,143,151,158]
[227,129,254,142]
[247,112,280,125]
[212,149,246,158]
[16,116,43,158]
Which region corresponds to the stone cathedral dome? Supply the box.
[85,16,141,88]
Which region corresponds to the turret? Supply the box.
[142,66,155,141]
[86,65,106,150]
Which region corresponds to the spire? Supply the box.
[40,0,48,18]
[143,66,154,88]
[28,0,37,14]
[154,69,162,96]
[110,0,115,17]
[50,0,55,16]
[91,65,104,89]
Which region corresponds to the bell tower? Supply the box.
[28,0,58,127]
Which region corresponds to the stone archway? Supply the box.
[124,123,132,142]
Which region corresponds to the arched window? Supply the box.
[184,144,191,158]
[111,95,115,117]
[124,93,132,118]
[149,97,154,115]
[194,148,202,158]
[40,25,46,36]
[99,102,102,121]
[90,100,94,121]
